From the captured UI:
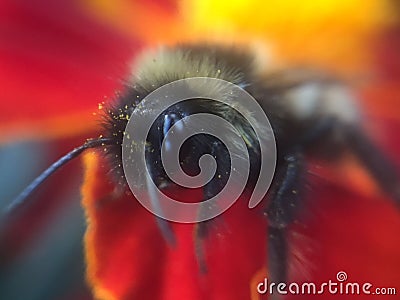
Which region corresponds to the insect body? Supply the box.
[6,44,400,292]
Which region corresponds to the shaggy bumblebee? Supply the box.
[6,44,400,286]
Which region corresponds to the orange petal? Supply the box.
[82,152,169,300]
[81,0,182,44]
[180,0,398,75]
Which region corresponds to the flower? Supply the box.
[1,1,399,300]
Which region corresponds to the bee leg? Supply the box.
[267,227,288,300]
[195,186,226,274]
[301,117,400,205]
[194,208,212,274]
[344,125,400,205]
[266,149,304,287]
[145,157,176,247]
[194,141,223,274]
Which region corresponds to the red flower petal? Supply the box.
[0,0,139,141]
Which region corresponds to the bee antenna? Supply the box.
[3,137,115,217]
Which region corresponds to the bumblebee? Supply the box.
[6,44,400,288]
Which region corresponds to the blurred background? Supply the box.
[0,1,399,300]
